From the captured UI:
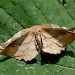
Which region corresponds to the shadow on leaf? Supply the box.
[41,50,74,65]
[25,50,74,64]
[0,50,74,64]
[0,56,11,62]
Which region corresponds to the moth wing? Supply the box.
[1,28,30,49]
[1,29,39,61]
[41,24,75,54]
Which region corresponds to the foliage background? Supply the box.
[0,0,75,75]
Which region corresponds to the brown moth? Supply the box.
[0,24,75,61]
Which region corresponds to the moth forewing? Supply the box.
[2,29,30,49]
[40,24,75,54]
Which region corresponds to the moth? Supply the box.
[0,24,75,61]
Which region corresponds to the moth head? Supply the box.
[30,25,41,33]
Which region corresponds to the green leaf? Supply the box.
[0,0,75,75]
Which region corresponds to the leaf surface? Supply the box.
[0,0,75,75]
